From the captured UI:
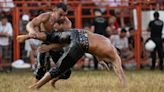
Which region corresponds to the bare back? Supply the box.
[87,31,116,60]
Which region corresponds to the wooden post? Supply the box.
[75,4,82,28]
[135,5,142,69]
[13,7,20,61]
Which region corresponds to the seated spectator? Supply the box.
[128,27,135,51]
[128,27,148,60]
[111,28,133,61]
[0,16,13,71]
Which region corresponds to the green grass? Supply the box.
[0,70,164,92]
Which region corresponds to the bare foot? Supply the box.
[50,78,59,88]
[28,83,38,89]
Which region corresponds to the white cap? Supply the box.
[22,15,29,21]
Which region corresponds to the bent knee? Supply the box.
[59,70,71,79]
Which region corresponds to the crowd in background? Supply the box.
[0,0,163,72]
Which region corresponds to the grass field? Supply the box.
[0,70,164,92]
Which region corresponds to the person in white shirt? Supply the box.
[110,28,133,61]
[0,16,13,70]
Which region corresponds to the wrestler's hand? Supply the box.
[38,44,50,53]
[28,31,39,38]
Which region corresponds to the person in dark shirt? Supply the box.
[128,27,144,50]
[91,9,108,70]
[128,27,149,62]
[147,11,163,70]
[92,9,108,36]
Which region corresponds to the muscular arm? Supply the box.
[26,12,50,33]
[38,43,66,53]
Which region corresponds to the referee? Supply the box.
[147,11,163,70]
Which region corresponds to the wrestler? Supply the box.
[17,29,128,89]
[25,2,72,87]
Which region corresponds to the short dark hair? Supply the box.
[154,11,159,18]
[128,27,134,32]
[120,28,127,33]
[1,16,8,20]
[56,3,67,12]
[83,23,91,28]
[94,9,102,13]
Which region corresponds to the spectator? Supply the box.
[106,15,119,38]
[92,9,108,36]
[20,14,30,34]
[128,27,149,62]
[0,16,13,71]
[128,27,136,51]
[111,28,133,61]
[83,23,93,32]
[19,14,30,61]
[147,11,163,70]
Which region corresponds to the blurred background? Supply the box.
[0,0,164,72]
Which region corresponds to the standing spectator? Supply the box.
[20,14,30,34]
[19,14,30,62]
[91,9,108,70]
[0,16,13,71]
[92,9,108,36]
[147,11,163,70]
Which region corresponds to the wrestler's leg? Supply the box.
[50,69,71,88]
[88,33,127,87]
[49,50,72,87]
[49,43,84,79]
[103,46,127,87]
[111,55,127,87]
[31,43,84,89]
[34,52,49,81]
[49,50,72,79]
